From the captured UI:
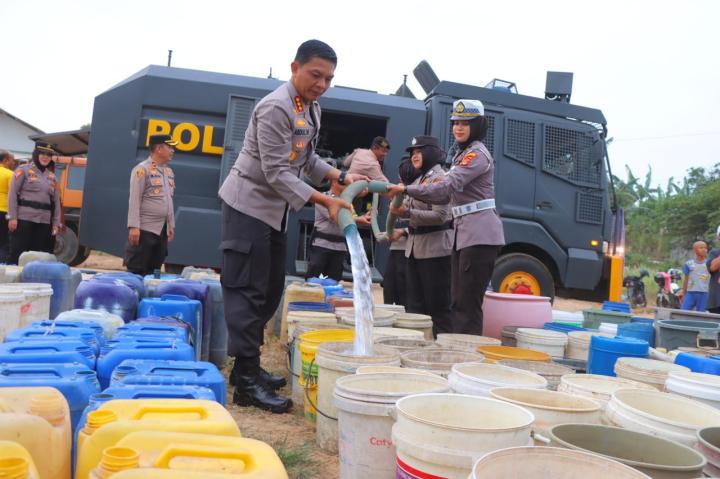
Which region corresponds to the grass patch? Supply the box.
[272,440,319,479]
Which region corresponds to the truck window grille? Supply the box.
[543,125,600,186]
[505,119,535,165]
[576,192,604,224]
[219,96,255,187]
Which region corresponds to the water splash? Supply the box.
[344,225,374,356]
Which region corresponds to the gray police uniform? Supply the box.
[306,191,347,281]
[403,163,453,335]
[218,81,332,360]
[6,163,61,264]
[124,157,175,276]
[406,139,505,335]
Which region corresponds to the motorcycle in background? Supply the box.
[654,268,683,309]
[623,269,649,308]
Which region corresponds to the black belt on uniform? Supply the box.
[18,199,52,211]
[408,221,453,235]
[313,231,346,243]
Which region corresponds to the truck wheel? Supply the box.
[54,226,80,265]
[69,246,92,267]
[491,253,555,300]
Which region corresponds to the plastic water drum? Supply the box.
[96,339,195,388]
[0,288,25,340]
[75,279,138,323]
[0,339,96,368]
[133,316,193,340]
[198,275,227,368]
[587,336,649,376]
[93,273,146,298]
[2,283,53,327]
[113,322,189,343]
[32,320,105,345]
[54,309,125,339]
[675,352,720,375]
[142,273,179,298]
[618,322,655,347]
[0,363,100,431]
[137,295,202,359]
[20,261,74,318]
[156,280,210,360]
[109,359,226,405]
[4,325,101,353]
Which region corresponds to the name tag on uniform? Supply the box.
[294,128,310,136]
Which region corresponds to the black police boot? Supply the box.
[229,361,286,390]
[232,357,292,414]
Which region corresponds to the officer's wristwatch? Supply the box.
[338,171,347,185]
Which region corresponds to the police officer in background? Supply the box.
[388,100,505,335]
[218,40,365,413]
[124,134,178,276]
[6,141,61,264]
[390,136,453,335]
[343,136,390,182]
[0,150,17,261]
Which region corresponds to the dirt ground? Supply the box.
[82,252,613,478]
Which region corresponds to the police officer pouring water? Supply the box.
[218,40,365,413]
[388,100,505,335]
[124,134,178,276]
[6,141,61,265]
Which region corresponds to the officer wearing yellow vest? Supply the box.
[218,40,366,413]
[0,150,16,261]
[388,100,505,335]
[124,134,178,276]
[6,141,61,265]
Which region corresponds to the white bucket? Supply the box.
[558,374,657,408]
[375,304,406,314]
[469,446,652,478]
[337,307,396,327]
[496,359,574,391]
[2,266,21,283]
[287,311,337,342]
[489,387,602,442]
[54,308,125,339]
[697,427,720,477]
[665,371,720,409]
[614,357,690,391]
[600,322,619,335]
[333,372,450,479]
[552,310,584,323]
[372,327,424,340]
[448,363,547,397]
[0,288,26,341]
[401,349,485,378]
[566,331,614,361]
[373,337,436,353]
[393,313,433,340]
[392,393,534,479]
[355,365,442,377]
[3,283,53,326]
[606,388,720,446]
[315,342,400,453]
[515,328,568,358]
[435,333,501,351]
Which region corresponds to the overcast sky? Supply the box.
[2,0,718,187]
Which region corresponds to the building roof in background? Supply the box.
[30,129,90,156]
[0,108,44,135]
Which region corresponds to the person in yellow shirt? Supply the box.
[0,151,16,261]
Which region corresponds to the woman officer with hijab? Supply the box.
[388,100,504,335]
[6,141,61,264]
[389,136,453,336]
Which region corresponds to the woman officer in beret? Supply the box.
[6,141,61,264]
[388,100,505,335]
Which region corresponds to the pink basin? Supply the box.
[482,292,552,340]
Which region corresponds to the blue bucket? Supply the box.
[288,301,335,313]
[602,301,631,313]
[630,317,654,326]
[618,322,655,348]
[675,352,720,375]
[587,336,648,376]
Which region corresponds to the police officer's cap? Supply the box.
[450,99,485,121]
[371,136,390,150]
[405,135,441,152]
[34,141,56,155]
[148,134,179,148]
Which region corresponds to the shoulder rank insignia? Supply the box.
[294,96,304,113]
[136,168,145,178]
[14,169,23,177]
[460,151,477,167]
